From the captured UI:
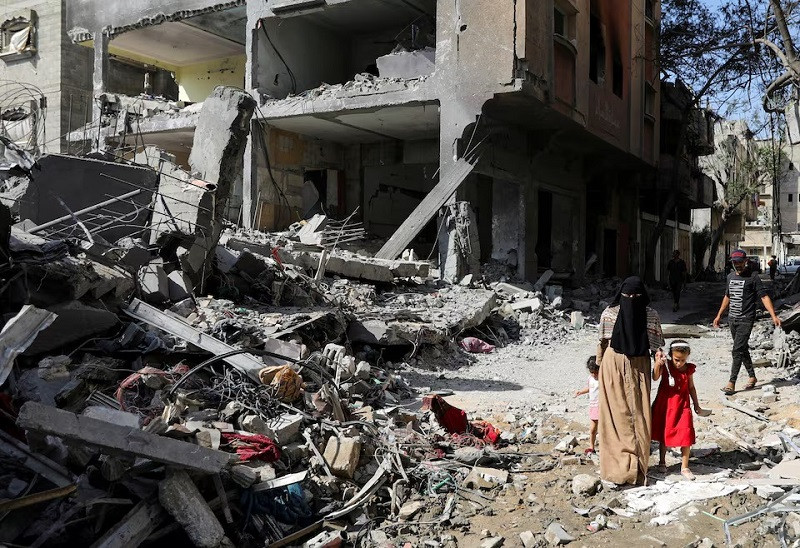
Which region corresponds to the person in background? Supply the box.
[713,249,782,395]
[666,250,688,312]
[597,276,665,485]
[768,255,778,281]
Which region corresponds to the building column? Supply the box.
[242,26,260,229]
[92,33,109,150]
[436,100,483,282]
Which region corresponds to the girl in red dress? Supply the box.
[651,340,708,481]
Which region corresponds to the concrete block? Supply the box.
[138,262,169,303]
[240,413,301,444]
[533,269,554,291]
[234,249,270,278]
[519,531,536,548]
[177,241,209,277]
[168,270,193,301]
[116,237,152,270]
[511,298,544,313]
[544,523,575,545]
[323,436,362,479]
[376,47,435,79]
[159,469,227,548]
[215,245,240,273]
[570,311,585,330]
[23,301,118,355]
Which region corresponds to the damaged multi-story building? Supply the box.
[1,0,715,284]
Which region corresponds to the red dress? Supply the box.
[651,362,696,447]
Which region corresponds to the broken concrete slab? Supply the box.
[159,468,228,548]
[226,237,430,283]
[23,301,118,356]
[296,214,328,245]
[376,47,435,79]
[13,154,157,243]
[16,402,234,474]
[0,305,57,386]
[323,436,362,479]
[544,522,575,545]
[137,262,169,303]
[125,298,303,380]
[167,270,193,301]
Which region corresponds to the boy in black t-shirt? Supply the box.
[713,249,781,395]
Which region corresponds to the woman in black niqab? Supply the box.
[610,276,651,357]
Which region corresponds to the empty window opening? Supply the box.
[790,194,794,203]
[554,8,566,37]
[612,54,623,97]
[589,14,606,84]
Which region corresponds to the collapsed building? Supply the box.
[42,0,712,284]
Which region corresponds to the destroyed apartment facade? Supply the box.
[53,0,720,284]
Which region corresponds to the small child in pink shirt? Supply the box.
[574,356,600,454]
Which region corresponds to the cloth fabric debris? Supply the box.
[221,432,282,462]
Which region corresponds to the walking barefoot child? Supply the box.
[652,340,709,480]
[574,356,600,454]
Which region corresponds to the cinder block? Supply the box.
[323,436,362,479]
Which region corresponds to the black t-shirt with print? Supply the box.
[725,269,768,320]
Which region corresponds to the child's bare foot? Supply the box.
[681,468,695,481]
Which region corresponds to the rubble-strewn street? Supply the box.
[3,179,800,548]
[2,0,800,546]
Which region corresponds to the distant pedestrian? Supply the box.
[574,356,600,455]
[651,340,710,481]
[713,249,781,395]
[768,255,778,281]
[597,276,665,485]
[666,250,688,312]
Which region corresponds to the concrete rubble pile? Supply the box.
[0,86,594,546]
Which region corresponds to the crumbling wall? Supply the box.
[66,0,245,41]
[176,55,245,102]
[256,17,347,99]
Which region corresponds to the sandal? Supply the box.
[744,378,757,390]
[721,383,735,396]
[656,464,667,474]
[584,448,596,455]
[681,468,696,481]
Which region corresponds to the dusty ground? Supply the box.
[398,278,800,547]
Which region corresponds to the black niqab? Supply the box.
[610,276,651,357]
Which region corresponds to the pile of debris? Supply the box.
[0,83,587,547]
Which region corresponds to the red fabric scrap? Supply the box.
[422,394,501,445]
[221,432,282,462]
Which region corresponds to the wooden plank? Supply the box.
[0,429,74,487]
[0,484,76,512]
[17,402,233,474]
[375,156,478,260]
[91,499,166,548]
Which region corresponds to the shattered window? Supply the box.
[0,12,36,60]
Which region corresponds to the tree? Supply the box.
[645,0,763,281]
[701,134,785,269]
[758,0,800,112]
